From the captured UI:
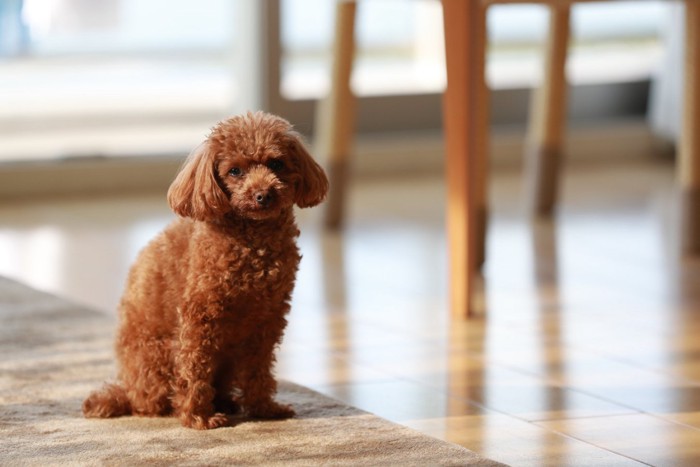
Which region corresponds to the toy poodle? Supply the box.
[83,111,328,429]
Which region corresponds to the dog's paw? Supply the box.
[180,412,231,430]
[248,402,295,420]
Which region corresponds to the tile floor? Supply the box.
[2,157,700,465]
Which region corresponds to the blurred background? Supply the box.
[0,0,681,306]
[0,0,677,165]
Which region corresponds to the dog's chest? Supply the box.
[219,237,299,297]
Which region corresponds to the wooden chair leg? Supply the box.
[474,4,490,269]
[680,0,700,253]
[316,0,357,230]
[442,0,488,318]
[525,3,571,217]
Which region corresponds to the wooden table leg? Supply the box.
[316,0,357,230]
[442,0,488,318]
[680,0,700,253]
[525,3,571,217]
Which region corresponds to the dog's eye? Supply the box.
[229,167,242,177]
[267,159,284,172]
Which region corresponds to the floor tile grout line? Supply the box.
[530,421,655,466]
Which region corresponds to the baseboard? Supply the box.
[0,119,666,200]
[352,118,666,178]
[0,155,183,200]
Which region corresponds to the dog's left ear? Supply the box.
[167,141,230,221]
[287,131,329,208]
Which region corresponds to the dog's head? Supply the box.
[167,112,328,222]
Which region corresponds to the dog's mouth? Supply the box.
[245,204,280,220]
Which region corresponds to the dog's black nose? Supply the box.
[255,191,273,206]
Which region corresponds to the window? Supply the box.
[281,0,666,97]
[0,0,235,162]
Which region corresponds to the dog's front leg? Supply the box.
[173,317,229,429]
[244,372,295,420]
[238,331,295,420]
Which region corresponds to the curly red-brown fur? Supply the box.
[82,112,328,429]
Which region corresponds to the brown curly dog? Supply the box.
[82,112,328,429]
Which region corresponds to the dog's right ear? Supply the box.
[167,142,230,221]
